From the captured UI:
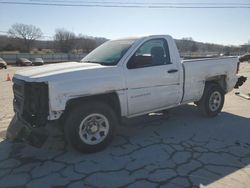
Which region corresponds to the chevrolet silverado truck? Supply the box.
[7,35,246,153]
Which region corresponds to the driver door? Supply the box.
[124,38,180,115]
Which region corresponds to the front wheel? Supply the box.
[64,101,117,153]
[196,83,225,117]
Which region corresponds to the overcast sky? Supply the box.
[0,0,249,46]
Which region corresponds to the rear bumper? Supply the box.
[234,76,247,89]
[6,115,48,147]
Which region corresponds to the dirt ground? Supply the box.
[0,66,25,138]
[0,63,249,188]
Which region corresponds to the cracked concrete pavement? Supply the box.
[0,63,249,188]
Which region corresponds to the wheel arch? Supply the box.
[195,76,226,104]
[60,92,122,124]
[205,75,227,93]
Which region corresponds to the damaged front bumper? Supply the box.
[7,77,50,147]
[6,115,48,147]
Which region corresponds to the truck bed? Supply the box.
[181,56,239,103]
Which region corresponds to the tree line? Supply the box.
[175,37,249,56]
[0,23,107,53]
[0,23,249,55]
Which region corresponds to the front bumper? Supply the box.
[6,115,48,147]
[9,77,50,147]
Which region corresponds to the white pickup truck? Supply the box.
[8,35,245,153]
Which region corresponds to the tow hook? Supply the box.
[234,76,247,89]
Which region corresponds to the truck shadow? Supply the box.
[0,104,250,187]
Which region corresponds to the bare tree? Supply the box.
[8,23,43,52]
[76,36,97,53]
[84,38,97,53]
[54,29,76,53]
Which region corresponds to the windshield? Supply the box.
[80,39,135,65]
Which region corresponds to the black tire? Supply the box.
[64,101,117,153]
[196,83,225,117]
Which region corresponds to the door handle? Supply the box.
[168,69,178,73]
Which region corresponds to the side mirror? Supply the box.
[127,56,136,69]
[127,55,152,69]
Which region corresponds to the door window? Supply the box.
[127,38,171,69]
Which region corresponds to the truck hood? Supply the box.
[14,61,124,112]
[14,62,111,82]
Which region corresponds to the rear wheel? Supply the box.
[64,101,117,153]
[196,83,224,117]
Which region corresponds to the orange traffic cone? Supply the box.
[6,73,12,81]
